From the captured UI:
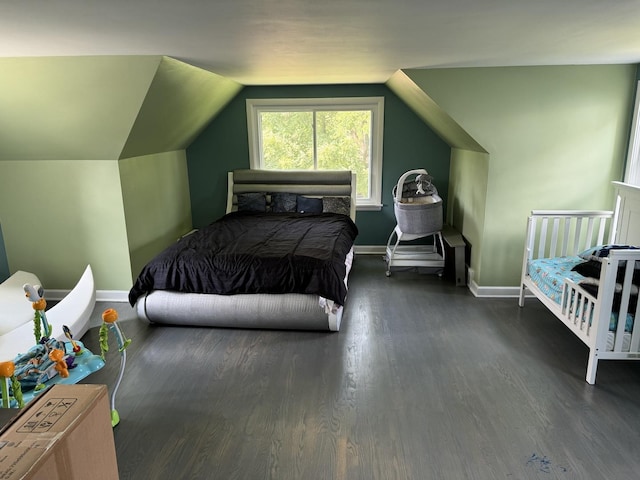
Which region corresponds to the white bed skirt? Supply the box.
[135,291,343,331]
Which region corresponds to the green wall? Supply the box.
[447,148,489,278]
[0,224,8,283]
[187,84,451,245]
[0,159,131,289]
[1,57,636,291]
[0,56,241,291]
[405,65,637,287]
[120,151,193,278]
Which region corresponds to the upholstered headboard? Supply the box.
[226,169,357,221]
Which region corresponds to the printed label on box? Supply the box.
[16,398,78,434]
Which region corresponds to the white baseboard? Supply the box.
[354,245,440,255]
[96,290,130,302]
[469,282,525,298]
[467,267,532,298]
[354,252,529,299]
[47,289,130,303]
[354,245,387,255]
[72,284,531,302]
[46,256,528,302]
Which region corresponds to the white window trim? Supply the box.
[625,81,640,185]
[246,97,384,210]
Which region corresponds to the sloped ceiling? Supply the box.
[0,56,158,160]
[121,56,243,159]
[386,70,487,152]
[0,56,242,161]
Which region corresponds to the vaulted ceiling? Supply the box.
[2,0,640,85]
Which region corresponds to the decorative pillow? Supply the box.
[296,195,323,214]
[237,192,267,212]
[322,196,351,216]
[271,192,297,213]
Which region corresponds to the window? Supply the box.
[625,81,640,185]
[246,97,384,209]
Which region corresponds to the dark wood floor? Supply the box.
[81,255,640,480]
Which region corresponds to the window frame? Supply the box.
[625,81,640,186]
[246,97,384,210]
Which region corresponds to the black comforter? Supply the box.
[128,212,358,307]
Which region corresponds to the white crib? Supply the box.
[519,182,640,384]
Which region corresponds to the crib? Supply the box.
[519,182,640,384]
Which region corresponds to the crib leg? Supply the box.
[518,284,526,307]
[585,350,598,385]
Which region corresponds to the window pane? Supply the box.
[316,111,371,199]
[260,112,314,170]
[247,97,384,209]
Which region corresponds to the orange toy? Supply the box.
[48,349,69,378]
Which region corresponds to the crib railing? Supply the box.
[561,249,640,383]
[591,250,640,352]
[561,279,597,345]
[524,210,615,261]
[520,210,615,304]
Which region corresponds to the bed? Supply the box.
[519,182,640,384]
[130,169,358,331]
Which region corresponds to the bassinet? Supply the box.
[385,169,445,276]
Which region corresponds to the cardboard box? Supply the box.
[0,384,118,479]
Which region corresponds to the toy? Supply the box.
[49,348,70,378]
[13,337,75,392]
[0,361,23,408]
[63,324,83,354]
[1,279,130,427]
[0,277,112,415]
[23,282,51,342]
[99,308,131,427]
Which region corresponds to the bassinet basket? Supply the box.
[393,169,443,235]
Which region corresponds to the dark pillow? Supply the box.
[271,192,297,213]
[578,244,640,262]
[572,260,602,279]
[322,196,351,216]
[237,192,266,212]
[296,195,323,214]
[572,258,640,284]
[579,282,638,321]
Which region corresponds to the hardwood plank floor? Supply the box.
[81,255,640,479]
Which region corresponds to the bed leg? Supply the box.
[585,351,598,385]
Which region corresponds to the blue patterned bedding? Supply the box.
[528,256,633,332]
[528,256,585,304]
